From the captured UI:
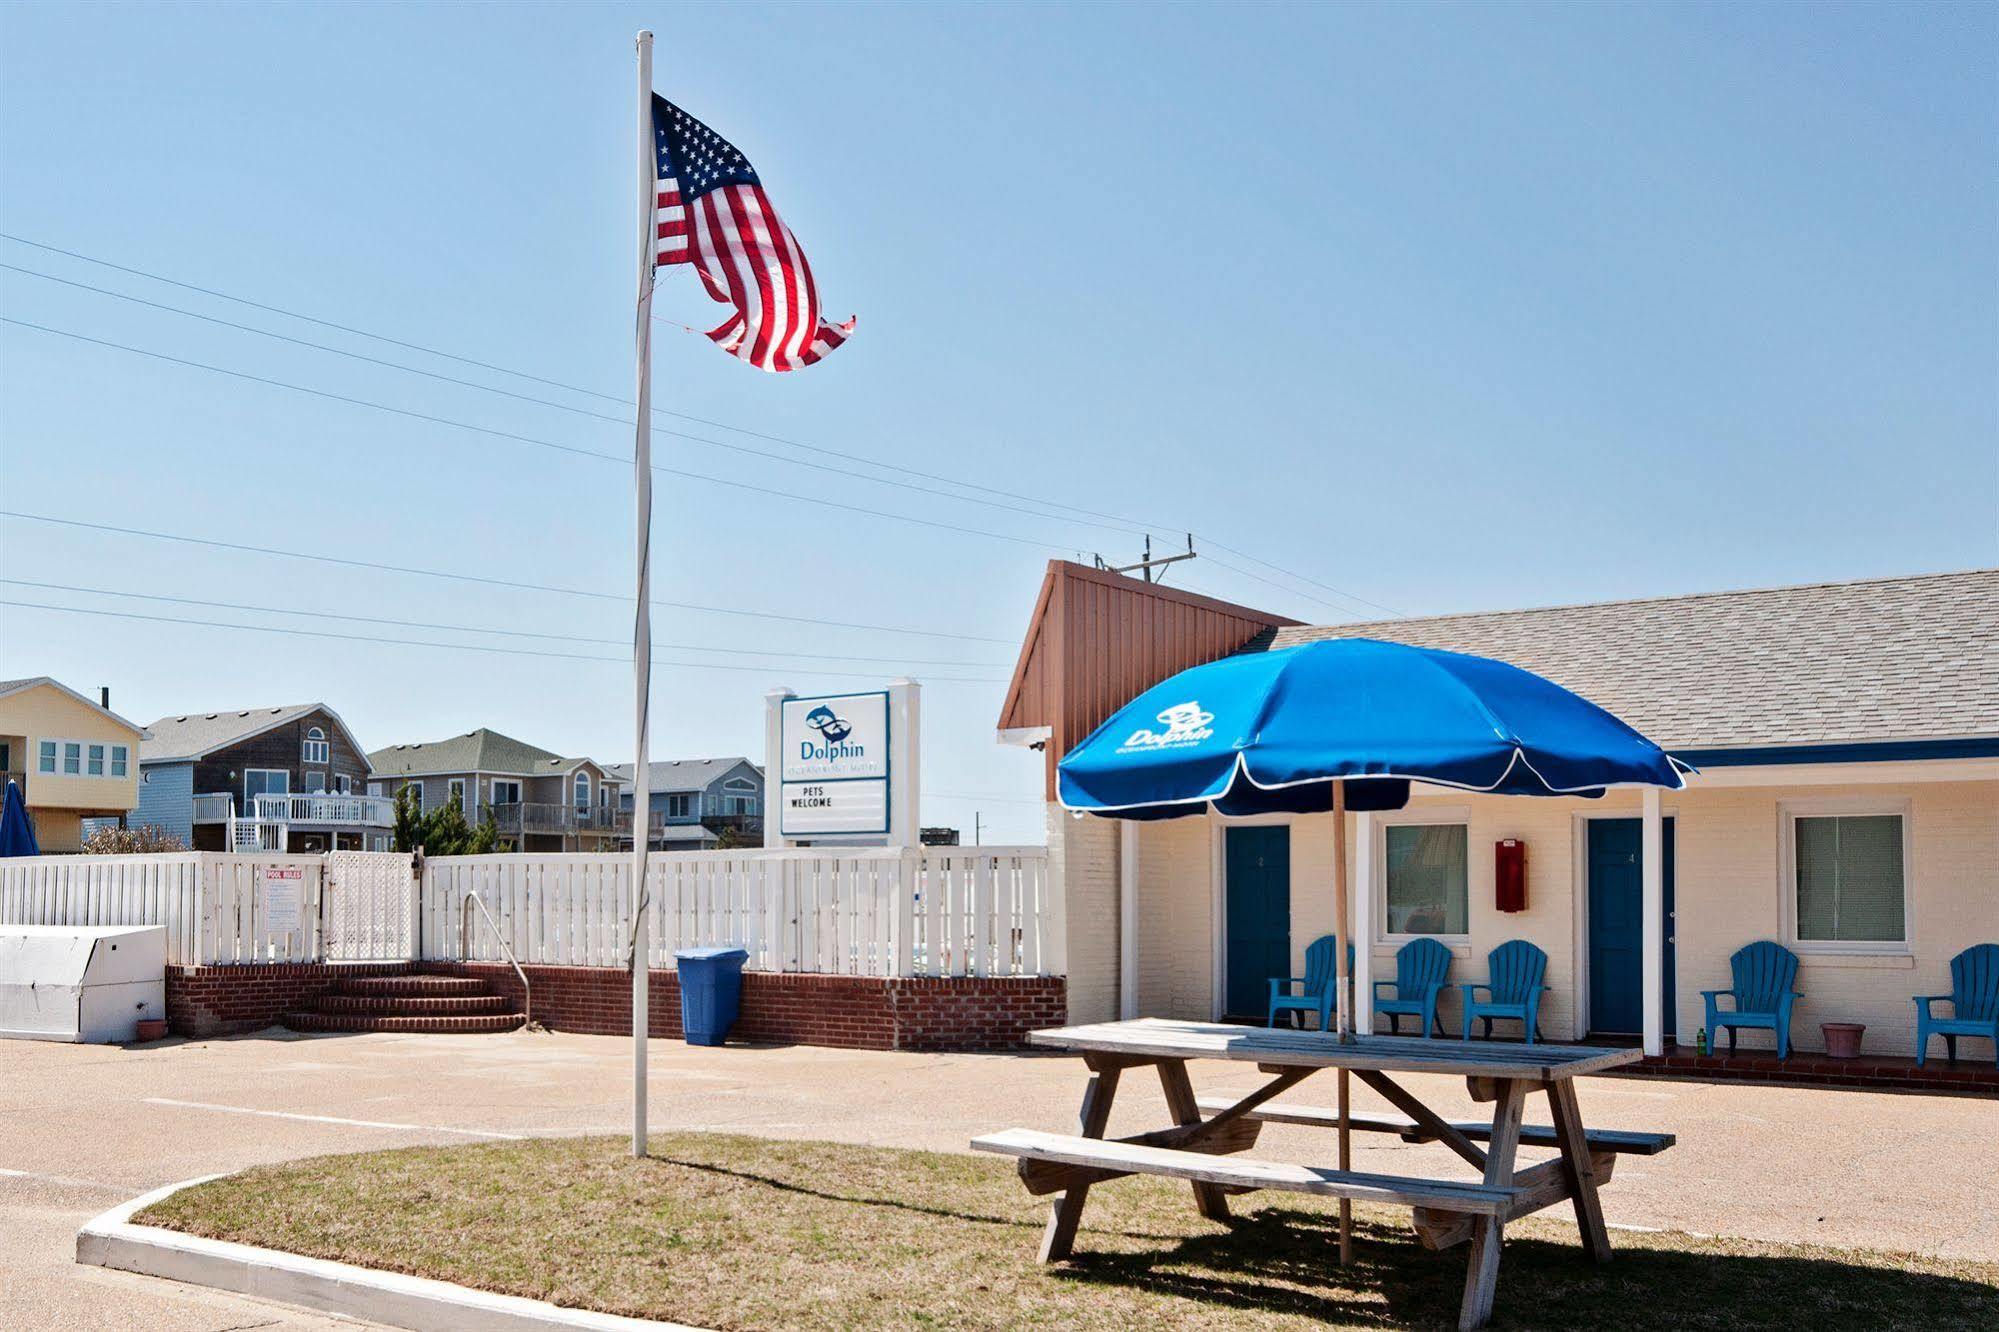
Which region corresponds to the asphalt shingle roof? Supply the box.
[1262,569,1999,750]
[367,728,567,778]
[141,703,327,763]
[602,757,761,791]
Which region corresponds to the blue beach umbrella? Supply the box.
[1059,638,1689,819]
[0,779,40,858]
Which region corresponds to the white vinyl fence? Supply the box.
[0,846,1055,978]
[0,852,335,965]
[430,847,1051,978]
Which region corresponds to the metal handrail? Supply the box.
[459,891,534,1029]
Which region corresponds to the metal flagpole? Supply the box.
[629,28,656,1161]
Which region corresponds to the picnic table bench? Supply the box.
[972,1018,1669,1331]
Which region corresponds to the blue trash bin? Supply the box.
[675,946,749,1046]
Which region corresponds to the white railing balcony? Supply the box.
[250,793,396,827]
[193,793,236,823]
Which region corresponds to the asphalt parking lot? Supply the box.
[3,1026,1994,1330]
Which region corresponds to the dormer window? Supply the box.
[303,726,330,764]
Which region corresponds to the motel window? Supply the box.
[38,741,56,774]
[87,743,105,776]
[303,726,330,765]
[1383,822,1469,937]
[1789,810,1908,947]
[110,745,128,778]
[63,742,81,775]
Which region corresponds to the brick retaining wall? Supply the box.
[166,962,415,1037]
[439,962,1067,1051]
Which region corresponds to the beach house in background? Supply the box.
[136,703,390,851]
[1002,562,1998,1059]
[606,757,764,849]
[0,677,145,851]
[367,728,626,852]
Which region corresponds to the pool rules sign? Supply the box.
[766,682,919,845]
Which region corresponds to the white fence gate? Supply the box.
[323,851,417,961]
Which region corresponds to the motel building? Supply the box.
[998,562,1997,1062]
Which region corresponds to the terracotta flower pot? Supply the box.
[1821,1022,1865,1059]
[133,1018,169,1042]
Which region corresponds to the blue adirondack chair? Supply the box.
[1373,937,1452,1037]
[1267,936,1355,1031]
[1458,940,1548,1043]
[1701,940,1802,1059]
[1914,943,1999,1067]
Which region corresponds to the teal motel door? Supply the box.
[1587,818,1676,1038]
[1224,826,1291,1021]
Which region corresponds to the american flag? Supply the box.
[653,95,853,372]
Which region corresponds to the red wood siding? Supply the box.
[998,561,1295,798]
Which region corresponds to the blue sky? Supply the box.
[1,1,1992,843]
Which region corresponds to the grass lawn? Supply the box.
[137,1133,1998,1330]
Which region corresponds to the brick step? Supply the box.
[283,1010,525,1035]
[313,993,513,1017]
[338,974,490,997]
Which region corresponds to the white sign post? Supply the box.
[766,680,920,848]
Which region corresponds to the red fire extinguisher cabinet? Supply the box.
[1495,839,1527,913]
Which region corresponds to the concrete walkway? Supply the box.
[4,1027,1994,1330]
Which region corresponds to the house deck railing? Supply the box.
[487,801,631,836]
[193,792,395,828]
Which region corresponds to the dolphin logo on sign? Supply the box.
[804,704,852,744]
[1117,701,1216,752]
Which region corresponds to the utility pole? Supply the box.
[1094,533,1197,585]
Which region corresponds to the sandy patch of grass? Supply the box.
[138,1133,1999,1330]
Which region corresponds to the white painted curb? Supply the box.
[78,1176,708,1332]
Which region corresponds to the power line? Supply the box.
[0,262,1154,541]
[0,233,1398,615]
[0,579,1008,669]
[0,511,1013,643]
[0,598,1009,684]
[0,317,1074,553]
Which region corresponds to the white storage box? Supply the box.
[0,924,167,1042]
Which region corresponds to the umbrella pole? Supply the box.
[1331,778,1353,1264]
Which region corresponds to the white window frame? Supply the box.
[1373,806,1473,946]
[334,774,353,795]
[449,778,467,814]
[244,768,290,809]
[302,726,330,765]
[110,744,128,778]
[665,792,692,819]
[368,781,386,797]
[1778,797,1914,956]
[572,771,591,812]
[62,741,82,775]
[403,779,425,813]
[37,740,56,774]
[491,778,522,805]
[305,771,327,794]
[86,743,105,776]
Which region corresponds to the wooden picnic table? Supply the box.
[972,1018,1671,1331]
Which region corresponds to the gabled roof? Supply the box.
[0,677,146,735]
[602,757,762,791]
[1263,569,1999,751]
[367,728,571,778]
[140,703,363,765]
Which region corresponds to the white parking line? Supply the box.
[0,1165,131,1193]
[142,1098,523,1140]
